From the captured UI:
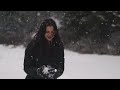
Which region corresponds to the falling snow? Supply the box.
[37,12,40,16]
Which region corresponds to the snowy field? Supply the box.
[0,44,120,79]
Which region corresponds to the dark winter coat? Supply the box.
[24,19,64,79]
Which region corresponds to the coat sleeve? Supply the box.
[53,60,64,79]
[51,44,65,79]
[23,44,41,79]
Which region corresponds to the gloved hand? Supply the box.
[37,65,57,79]
[37,65,46,78]
[42,65,57,79]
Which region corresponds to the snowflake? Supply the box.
[105,23,108,25]
[26,19,29,22]
[118,15,120,17]
[114,43,116,46]
[112,20,115,22]
[113,13,116,15]
[97,15,105,21]
[85,32,88,34]
[1,14,4,17]
[37,12,40,16]
[79,22,82,24]
[81,17,87,22]
[94,40,96,43]
[72,41,75,44]
[18,18,21,22]
[92,11,97,13]
[111,24,116,27]
[63,13,66,15]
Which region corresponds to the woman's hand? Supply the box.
[37,65,45,78]
[37,65,57,79]
[43,65,57,79]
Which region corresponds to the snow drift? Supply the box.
[0,45,120,79]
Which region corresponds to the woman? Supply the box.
[24,19,64,79]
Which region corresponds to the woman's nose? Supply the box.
[49,33,53,36]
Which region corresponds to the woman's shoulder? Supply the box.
[25,40,39,53]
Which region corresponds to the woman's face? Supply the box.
[45,26,55,42]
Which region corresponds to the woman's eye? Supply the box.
[46,31,49,33]
[51,31,55,34]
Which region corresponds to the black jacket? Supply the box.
[24,37,64,79]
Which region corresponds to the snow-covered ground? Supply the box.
[0,44,120,79]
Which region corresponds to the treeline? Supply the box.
[60,11,120,55]
[1,11,120,55]
[0,11,62,47]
